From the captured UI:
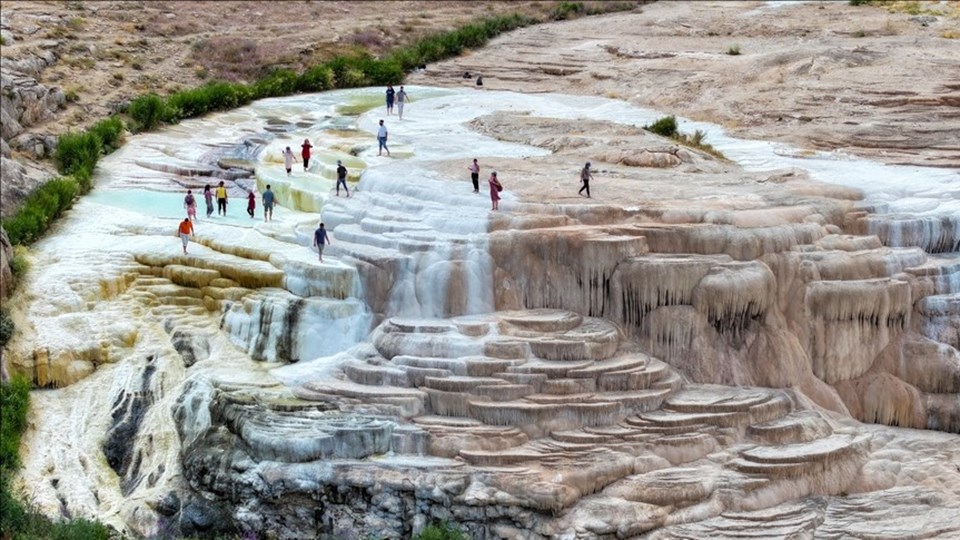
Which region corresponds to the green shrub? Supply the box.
[0,375,30,472]
[552,1,585,20]
[9,248,28,280]
[414,522,469,540]
[128,93,166,131]
[165,81,253,122]
[297,65,335,92]
[53,131,100,176]
[645,115,678,137]
[0,309,14,348]
[2,178,79,245]
[88,115,125,151]
[252,69,299,99]
[727,44,741,56]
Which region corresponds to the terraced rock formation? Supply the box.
[180,311,903,538]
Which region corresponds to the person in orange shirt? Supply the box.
[178,217,194,254]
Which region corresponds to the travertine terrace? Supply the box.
[2,1,959,539]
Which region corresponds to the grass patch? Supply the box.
[726,44,741,55]
[414,522,469,540]
[644,115,726,160]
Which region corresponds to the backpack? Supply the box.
[496,182,503,192]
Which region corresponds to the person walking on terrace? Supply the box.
[178,217,195,255]
[313,222,331,263]
[184,189,197,222]
[579,161,593,198]
[386,84,395,116]
[247,189,256,219]
[283,146,297,175]
[377,119,390,156]
[215,181,228,216]
[488,171,502,211]
[336,160,350,197]
[397,86,408,120]
[468,158,480,193]
[301,139,313,171]
[203,184,214,218]
[262,184,275,222]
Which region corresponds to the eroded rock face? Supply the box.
[177,311,899,539]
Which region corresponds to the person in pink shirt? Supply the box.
[488,171,502,211]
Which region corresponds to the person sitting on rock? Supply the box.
[476,75,484,87]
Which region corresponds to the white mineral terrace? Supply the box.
[7,87,960,539]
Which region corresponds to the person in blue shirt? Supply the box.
[262,185,275,222]
[313,222,331,262]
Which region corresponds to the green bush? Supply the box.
[414,522,469,540]
[0,375,30,472]
[129,93,166,131]
[726,44,741,56]
[2,178,79,245]
[645,115,678,137]
[552,1,585,20]
[0,309,14,348]
[88,116,125,151]
[165,81,253,121]
[252,69,299,99]
[297,65,335,92]
[53,131,100,177]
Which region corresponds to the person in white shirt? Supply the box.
[377,119,390,156]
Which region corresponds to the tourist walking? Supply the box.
[377,119,390,156]
[216,181,228,216]
[468,158,480,193]
[313,222,331,263]
[488,171,502,211]
[579,162,593,198]
[386,84,395,115]
[184,189,197,222]
[336,160,349,197]
[283,146,296,175]
[301,139,313,171]
[178,217,194,255]
[203,184,214,218]
[262,184,275,222]
[397,86,408,120]
[247,189,256,219]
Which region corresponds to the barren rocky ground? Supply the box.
[411,0,960,169]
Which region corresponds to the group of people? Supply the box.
[385,85,409,120]
[177,182,277,254]
[177,84,596,256]
[466,159,594,210]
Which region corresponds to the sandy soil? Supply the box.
[410,0,960,168]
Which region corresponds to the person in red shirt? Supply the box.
[301,139,313,171]
[247,189,256,218]
[178,218,194,254]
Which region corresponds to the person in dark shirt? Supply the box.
[313,222,331,263]
[336,160,349,197]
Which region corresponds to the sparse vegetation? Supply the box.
[1,374,113,540]
[645,115,678,137]
[726,44,741,55]
[414,522,469,540]
[644,115,726,160]
[64,88,80,102]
